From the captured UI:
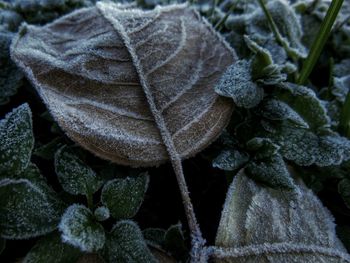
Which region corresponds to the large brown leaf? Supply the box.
[10,2,236,167]
[214,171,350,262]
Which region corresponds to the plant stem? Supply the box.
[339,91,350,138]
[210,0,220,21]
[86,193,93,210]
[297,0,344,85]
[214,3,236,31]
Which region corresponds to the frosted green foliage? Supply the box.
[94,206,110,222]
[338,178,350,209]
[103,220,157,263]
[23,233,82,263]
[246,137,280,159]
[34,137,64,160]
[333,76,350,103]
[55,146,103,196]
[248,0,307,59]
[143,228,166,246]
[215,60,264,108]
[0,32,23,105]
[277,83,330,130]
[0,238,5,254]
[212,149,249,171]
[276,126,350,166]
[101,174,149,219]
[245,153,296,190]
[59,204,105,252]
[260,99,309,128]
[0,169,64,239]
[0,103,33,177]
[0,10,23,31]
[163,224,188,260]
[245,36,287,85]
[334,59,350,77]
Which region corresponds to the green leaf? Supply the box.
[142,228,166,247]
[298,0,344,84]
[212,149,249,171]
[101,174,149,219]
[94,206,110,222]
[338,178,350,209]
[0,169,64,239]
[55,146,103,196]
[259,99,309,128]
[0,31,23,105]
[0,238,5,255]
[245,153,296,190]
[163,224,188,262]
[34,137,64,160]
[277,83,330,130]
[246,137,280,159]
[59,204,105,252]
[275,126,350,166]
[0,103,34,178]
[23,232,82,263]
[215,60,264,108]
[103,220,157,263]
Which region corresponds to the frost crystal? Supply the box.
[23,233,81,263]
[59,204,105,252]
[0,168,63,239]
[104,220,157,263]
[0,103,33,178]
[101,174,149,219]
[55,146,103,196]
[213,149,249,171]
[215,60,264,108]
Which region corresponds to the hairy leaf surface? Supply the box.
[11,2,236,167]
[214,171,350,262]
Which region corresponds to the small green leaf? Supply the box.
[101,174,149,219]
[0,103,34,178]
[0,238,5,255]
[59,204,105,252]
[103,220,157,263]
[212,149,249,171]
[215,60,264,109]
[23,232,82,263]
[245,154,296,190]
[163,224,188,261]
[142,228,166,247]
[34,137,64,160]
[338,178,350,209]
[0,171,64,239]
[94,206,110,222]
[55,146,103,196]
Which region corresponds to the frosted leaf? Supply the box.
[275,126,350,166]
[0,10,23,32]
[103,220,157,263]
[277,83,330,130]
[59,204,105,252]
[55,146,103,196]
[0,238,5,255]
[143,228,166,247]
[215,60,264,109]
[332,76,350,103]
[101,174,149,219]
[244,36,286,85]
[338,178,350,209]
[214,171,350,262]
[23,232,82,263]
[11,2,236,167]
[0,31,23,105]
[245,153,296,190]
[260,99,309,128]
[94,206,110,222]
[0,103,33,178]
[247,0,307,59]
[0,168,64,239]
[213,149,249,171]
[334,59,350,77]
[246,137,280,159]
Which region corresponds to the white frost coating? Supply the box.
[214,171,350,262]
[59,204,105,252]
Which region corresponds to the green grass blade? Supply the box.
[339,91,350,138]
[297,0,344,85]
